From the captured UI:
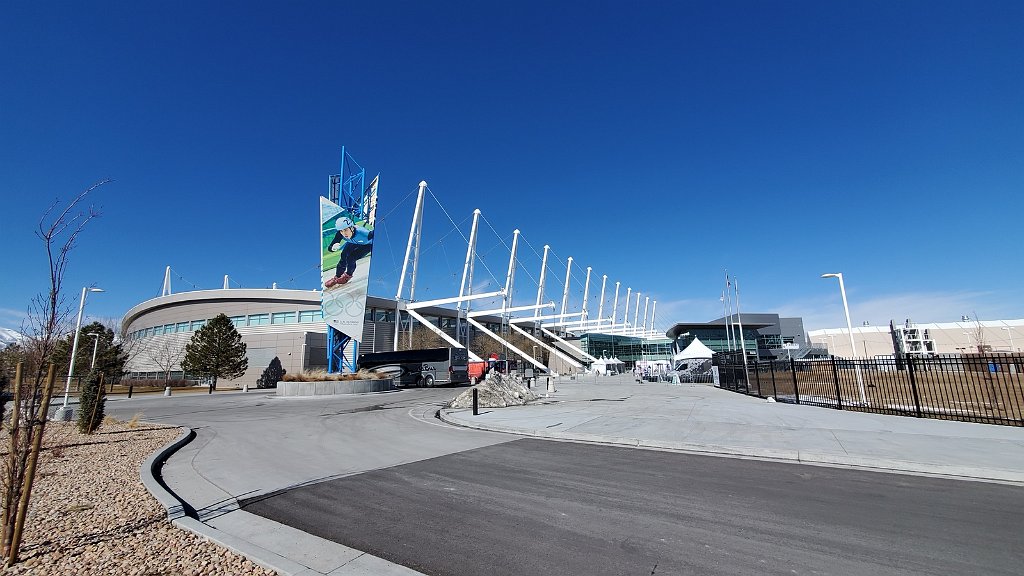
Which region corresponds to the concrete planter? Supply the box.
[276,378,394,397]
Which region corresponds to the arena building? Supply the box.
[121,285,687,385]
[121,287,606,385]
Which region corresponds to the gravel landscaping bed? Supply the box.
[1,420,276,575]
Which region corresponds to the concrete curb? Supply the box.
[140,426,426,575]
[140,427,310,574]
[437,409,1024,485]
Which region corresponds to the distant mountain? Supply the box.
[0,328,23,348]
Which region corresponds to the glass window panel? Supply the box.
[299,310,320,323]
[176,322,189,333]
[272,312,295,325]
[248,314,269,326]
[229,316,246,327]
[190,320,206,331]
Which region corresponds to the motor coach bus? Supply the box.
[356,347,470,387]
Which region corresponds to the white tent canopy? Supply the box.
[673,337,715,361]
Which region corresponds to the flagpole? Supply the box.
[735,277,748,371]
[721,290,731,351]
[725,272,735,351]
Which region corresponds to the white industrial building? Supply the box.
[807,319,1024,358]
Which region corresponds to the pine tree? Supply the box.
[256,357,286,388]
[77,370,105,433]
[181,313,248,392]
[51,322,126,388]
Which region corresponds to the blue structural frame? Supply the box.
[326,147,366,373]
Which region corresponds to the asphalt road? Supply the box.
[107,389,1024,576]
[243,437,1024,576]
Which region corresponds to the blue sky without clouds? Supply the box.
[1,1,1022,335]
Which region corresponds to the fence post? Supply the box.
[830,355,843,410]
[472,387,478,416]
[906,353,923,418]
[753,362,762,397]
[790,357,800,404]
[769,360,778,399]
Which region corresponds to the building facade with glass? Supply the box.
[576,333,673,365]
[122,288,524,385]
[665,313,809,361]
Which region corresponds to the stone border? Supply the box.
[276,378,394,396]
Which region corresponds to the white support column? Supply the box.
[633,291,642,335]
[468,302,551,318]
[642,297,650,333]
[650,300,657,337]
[395,181,427,351]
[611,282,620,325]
[406,309,482,361]
[558,317,616,331]
[521,311,583,323]
[407,290,505,310]
[535,245,549,308]
[559,256,573,318]
[508,323,582,369]
[396,181,426,301]
[459,210,481,305]
[540,326,600,362]
[409,186,426,303]
[597,275,607,322]
[503,229,521,317]
[162,266,172,296]
[581,267,592,323]
[457,209,481,346]
[623,287,632,327]
[466,317,546,371]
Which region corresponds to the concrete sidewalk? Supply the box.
[439,374,1024,484]
[134,375,1024,575]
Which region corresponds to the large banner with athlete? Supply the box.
[320,175,378,340]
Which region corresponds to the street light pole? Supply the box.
[821,273,866,405]
[62,286,104,415]
[88,333,101,371]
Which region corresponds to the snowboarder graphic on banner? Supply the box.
[325,215,373,288]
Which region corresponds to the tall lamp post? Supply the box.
[62,286,104,416]
[820,273,866,405]
[87,332,101,370]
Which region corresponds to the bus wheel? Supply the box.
[423,374,434,387]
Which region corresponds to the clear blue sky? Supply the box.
[2,1,1022,335]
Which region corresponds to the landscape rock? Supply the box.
[448,371,539,408]
[0,421,276,575]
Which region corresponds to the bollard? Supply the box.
[163,387,171,397]
[243,384,249,393]
[127,384,134,398]
[546,377,554,393]
[472,387,478,416]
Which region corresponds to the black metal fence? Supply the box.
[714,353,1024,427]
